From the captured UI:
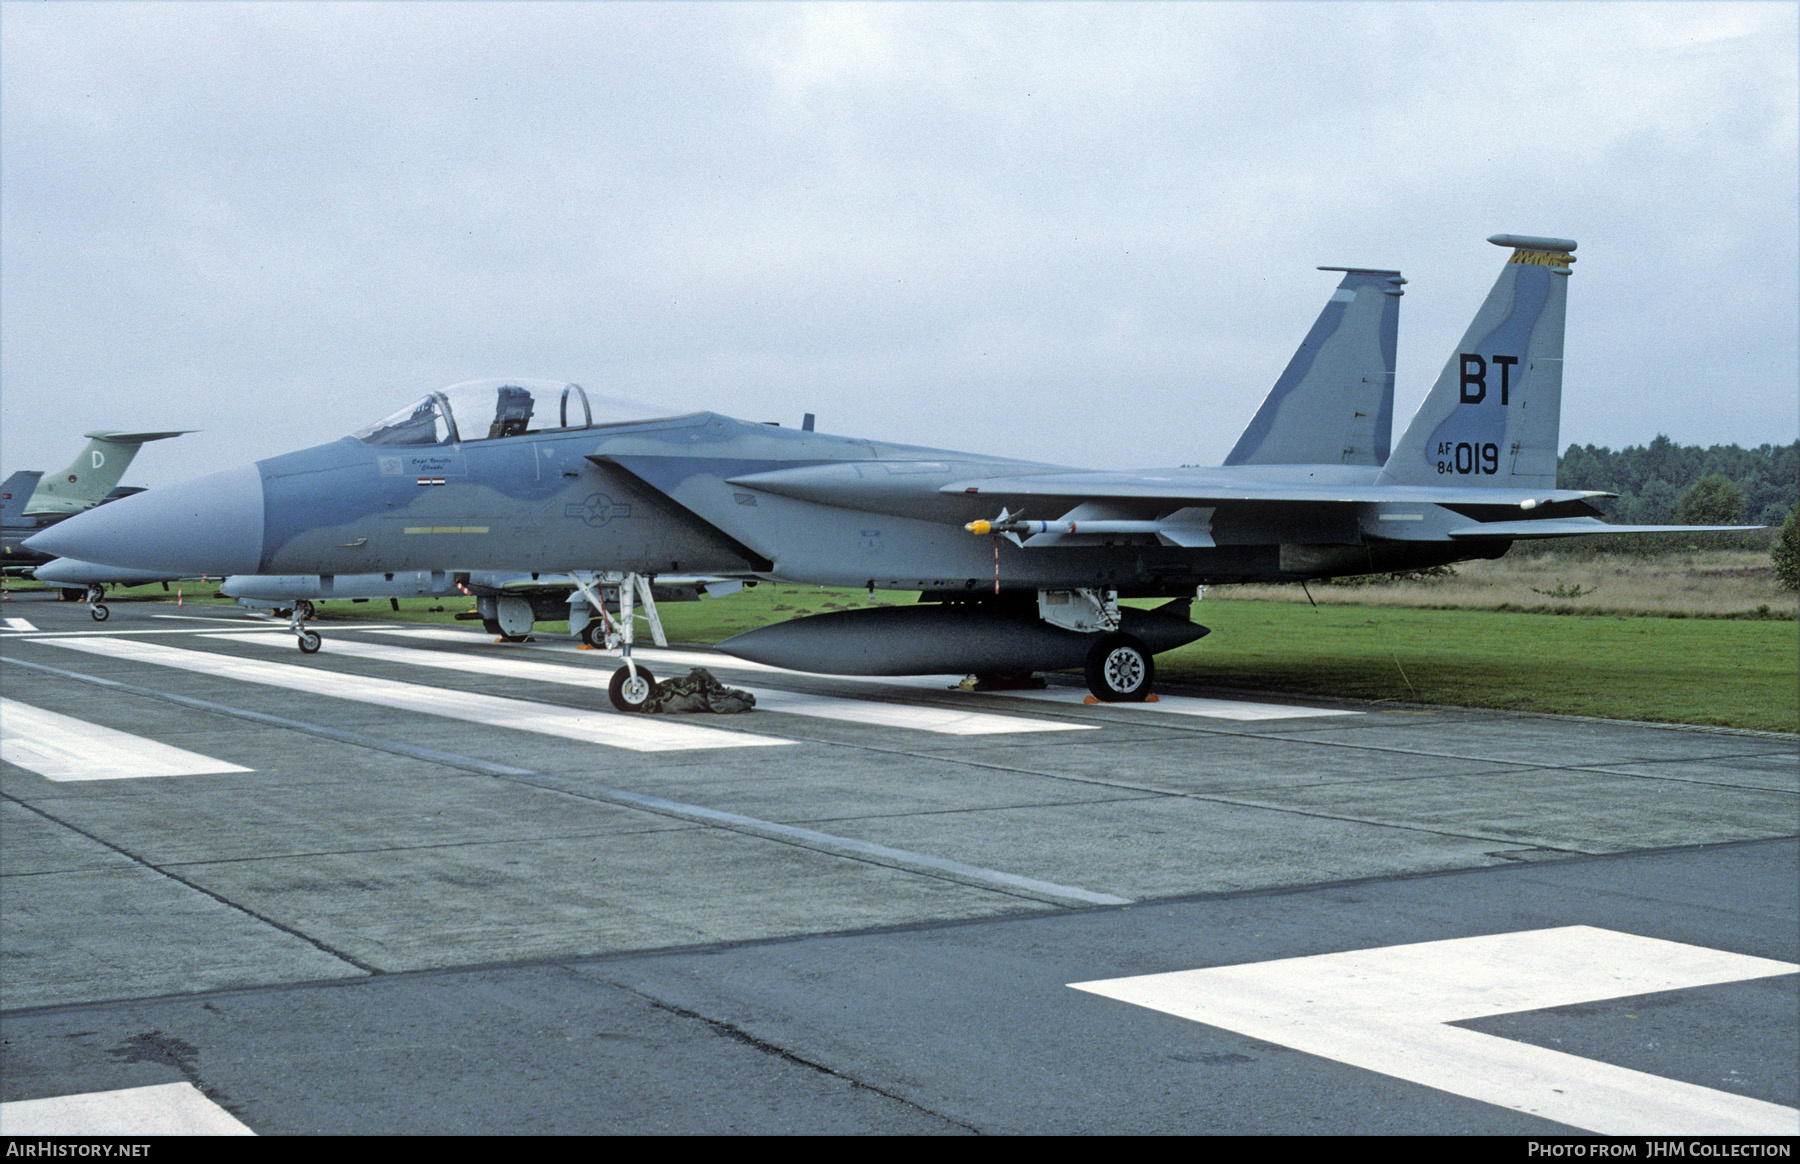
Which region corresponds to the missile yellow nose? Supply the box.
[965,520,993,535]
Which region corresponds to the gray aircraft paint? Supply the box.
[1,470,50,568]
[26,236,1754,690]
[1379,236,1574,491]
[1225,267,1402,467]
[29,557,175,589]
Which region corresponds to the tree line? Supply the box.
[1549,437,1798,583]
[1557,436,1796,527]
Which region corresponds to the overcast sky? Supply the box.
[3,1,1795,489]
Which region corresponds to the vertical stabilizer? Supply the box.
[24,431,192,517]
[1379,235,1575,489]
[1225,267,1403,466]
[2,471,45,527]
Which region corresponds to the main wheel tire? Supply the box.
[294,599,316,620]
[1085,633,1153,702]
[608,664,657,712]
[580,621,605,648]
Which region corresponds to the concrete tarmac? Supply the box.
[2,590,1794,1135]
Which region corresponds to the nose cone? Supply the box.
[24,463,265,576]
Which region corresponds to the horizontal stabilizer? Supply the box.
[1447,518,1762,540]
[81,430,194,444]
[945,472,1612,509]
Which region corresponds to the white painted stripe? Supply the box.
[0,1081,255,1135]
[744,689,1090,734]
[4,617,38,631]
[360,628,1354,721]
[875,675,1358,720]
[218,632,1086,736]
[0,697,252,780]
[5,625,363,638]
[40,637,785,753]
[153,613,316,623]
[1071,926,1800,1135]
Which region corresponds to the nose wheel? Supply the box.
[608,664,657,712]
[289,604,320,653]
[85,584,109,622]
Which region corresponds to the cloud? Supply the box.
[3,1,1794,487]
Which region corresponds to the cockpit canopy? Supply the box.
[352,379,686,446]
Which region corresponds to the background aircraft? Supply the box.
[2,430,190,574]
[29,235,1751,706]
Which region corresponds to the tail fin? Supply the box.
[23,430,192,516]
[1225,266,1403,466]
[2,470,45,526]
[1379,234,1575,489]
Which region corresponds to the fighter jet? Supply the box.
[2,430,191,573]
[28,235,1747,707]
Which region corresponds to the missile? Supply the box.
[966,517,1165,537]
[716,600,1208,676]
[966,507,1216,548]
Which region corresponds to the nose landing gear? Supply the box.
[290,601,320,652]
[567,572,668,713]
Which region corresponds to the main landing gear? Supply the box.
[1036,588,1157,703]
[1084,632,1153,702]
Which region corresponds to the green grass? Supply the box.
[15,579,1795,733]
[1156,599,1798,734]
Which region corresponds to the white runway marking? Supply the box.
[41,637,785,753]
[1071,926,1800,1135]
[218,632,1089,736]
[911,681,1359,720]
[152,612,308,624]
[0,1081,255,1135]
[360,627,1355,721]
[0,696,252,781]
[4,617,38,631]
[5,625,337,638]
